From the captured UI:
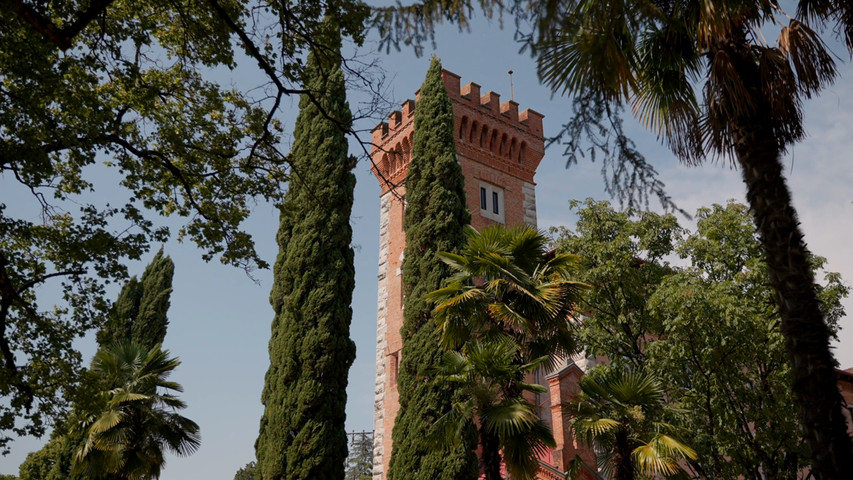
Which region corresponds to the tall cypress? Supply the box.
[387,57,478,480]
[23,250,175,480]
[255,20,356,480]
[97,248,174,349]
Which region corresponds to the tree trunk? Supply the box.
[479,418,503,480]
[612,424,633,480]
[722,37,853,479]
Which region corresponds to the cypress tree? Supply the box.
[387,57,478,480]
[25,250,175,480]
[97,248,174,349]
[255,20,356,480]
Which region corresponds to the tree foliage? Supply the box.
[234,461,257,480]
[387,56,478,480]
[16,250,177,480]
[345,433,373,480]
[566,367,696,480]
[647,203,846,479]
[0,0,371,447]
[17,437,64,480]
[376,3,853,474]
[73,342,200,480]
[428,224,589,479]
[430,224,588,367]
[431,339,555,480]
[255,17,357,480]
[97,249,174,350]
[555,199,848,479]
[553,199,682,367]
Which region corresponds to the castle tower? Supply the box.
[370,70,591,480]
[369,69,544,478]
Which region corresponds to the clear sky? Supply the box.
[3,8,853,480]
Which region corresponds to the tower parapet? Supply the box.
[371,70,545,198]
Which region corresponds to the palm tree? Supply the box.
[431,339,556,480]
[566,368,695,480]
[73,342,200,480]
[428,225,587,478]
[527,1,853,476]
[429,224,589,366]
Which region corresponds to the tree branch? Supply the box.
[5,0,117,50]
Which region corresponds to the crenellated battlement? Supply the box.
[371,70,543,146]
[371,69,545,195]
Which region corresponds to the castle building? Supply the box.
[370,70,595,480]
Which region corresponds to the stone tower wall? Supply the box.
[370,70,546,480]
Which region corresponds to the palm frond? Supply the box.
[537,1,639,101]
[797,0,853,52]
[632,433,697,476]
[758,46,804,146]
[90,409,125,433]
[778,19,837,97]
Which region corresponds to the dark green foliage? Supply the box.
[73,342,200,480]
[234,461,257,480]
[427,225,587,479]
[255,19,357,480]
[97,249,174,350]
[18,251,175,480]
[18,438,61,480]
[566,367,695,480]
[387,56,478,480]
[17,432,84,480]
[431,340,555,480]
[0,0,370,447]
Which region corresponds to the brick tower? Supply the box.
[370,70,594,480]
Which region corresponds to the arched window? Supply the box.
[459,116,469,141]
[518,141,527,164]
[499,133,508,156]
[469,121,479,144]
[380,153,390,176]
[509,137,518,160]
[480,126,489,148]
[490,130,499,154]
[393,142,403,172]
[401,137,411,166]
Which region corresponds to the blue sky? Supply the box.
[4,7,853,480]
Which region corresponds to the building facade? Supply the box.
[370,70,594,480]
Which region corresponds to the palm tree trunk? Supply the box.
[721,37,853,479]
[479,418,503,480]
[613,424,633,480]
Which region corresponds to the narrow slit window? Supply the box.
[492,192,499,214]
[480,187,487,210]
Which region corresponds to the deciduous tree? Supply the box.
[647,203,847,479]
[0,0,370,448]
[555,199,848,478]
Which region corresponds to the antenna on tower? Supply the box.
[508,69,514,101]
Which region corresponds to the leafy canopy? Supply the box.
[1,0,370,449]
[555,199,848,478]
